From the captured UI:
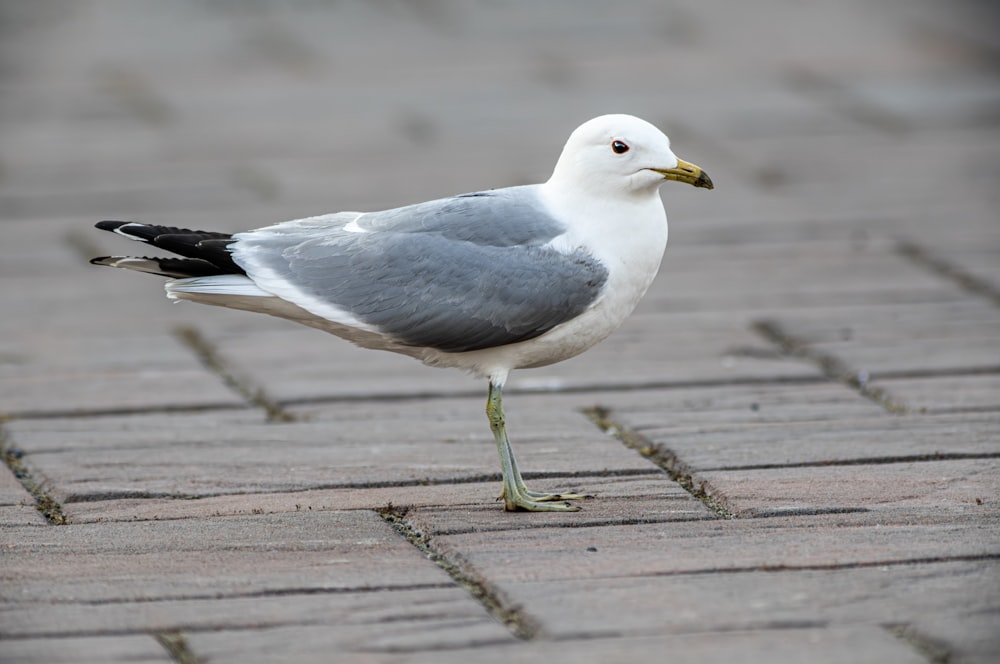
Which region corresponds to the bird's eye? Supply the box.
[611,140,630,154]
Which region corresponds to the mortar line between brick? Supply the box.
[378,507,543,640]
[701,451,1000,473]
[42,582,453,607]
[12,364,999,421]
[278,374,829,407]
[51,560,943,606]
[8,363,994,422]
[5,625,517,650]
[5,402,253,421]
[884,623,953,664]
[636,552,1000,580]
[752,319,909,414]
[153,631,203,664]
[172,324,295,422]
[0,422,67,525]
[55,469,662,505]
[2,376,828,421]
[582,407,736,520]
[895,239,1000,307]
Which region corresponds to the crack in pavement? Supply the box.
[173,325,295,423]
[583,406,737,520]
[0,423,67,525]
[896,239,1000,308]
[379,506,543,640]
[752,319,909,414]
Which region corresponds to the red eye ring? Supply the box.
[611,140,630,154]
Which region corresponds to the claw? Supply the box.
[505,496,581,512]
[498,484,590,511]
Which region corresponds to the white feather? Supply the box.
[165,275,271,299]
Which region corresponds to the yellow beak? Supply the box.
[652,158,714,190]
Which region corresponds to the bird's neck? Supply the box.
[538,182,669,276]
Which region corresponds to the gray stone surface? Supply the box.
[414,512,1000,583]
[1,588,515,646]
[877,374,1000,413]
[699,458,1000,517]
[0,635,173,664]
[61,475,711,527]
[187,625,928,664]
[0,465,33,506]
[622,410,1000,469]
[1,1,998,663]
[493,560,998,639]
[3,393,655,503]
[0,511,453,605]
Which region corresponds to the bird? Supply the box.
[90,114,713,512]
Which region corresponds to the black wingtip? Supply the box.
[96,220,131,231]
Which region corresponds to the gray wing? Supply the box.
[355,186,566,245]
[232,187,609,353]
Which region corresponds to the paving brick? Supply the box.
[0,315,247,420]
[0,464,33,505]
[410,512,999,584]
[4,393,654,503]
[907,612,1000,664]
[0,511,450,605]
[0,219,248,416]
[699,458,1000,517]
[493,560,998,639]
[766,300,1000,376]
[187,625,926,664]
[0,587,514,646]
[931,248,1000,285]
[616,410,1000,470]
[599,381,887,431]
[0,504,49,526]
[62,475,711,526]
[0,453,49,525]
[0,328,245,417]
[537,310,821,388]
[0,635,172,664]
[875,374,1000,414]
[646,236,967,314]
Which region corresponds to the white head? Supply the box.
[547,114,713,198]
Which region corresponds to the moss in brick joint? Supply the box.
[154,631,203,664]
[378,506,542,640]
[583,406,736,520]
[0,424,68,525]
[752,319,909,415]
[172,325,294,423]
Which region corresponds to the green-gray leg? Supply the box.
[486,380,587,512]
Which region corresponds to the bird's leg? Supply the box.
[486,380,586,512]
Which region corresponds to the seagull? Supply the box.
[91,114,713,512]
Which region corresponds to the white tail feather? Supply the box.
[166,275,271,299]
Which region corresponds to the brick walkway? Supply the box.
[1,2,998,662]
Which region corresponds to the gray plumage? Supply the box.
[232,187,609,353]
